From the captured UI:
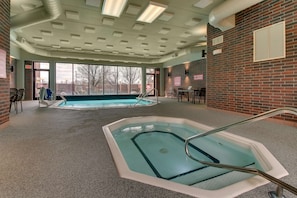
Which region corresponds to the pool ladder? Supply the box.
[133,88,158,107]
[60,95,67,104]
[185,107,297,198]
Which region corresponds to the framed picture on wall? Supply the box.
[174,76,181,86]
[0,49,6,78]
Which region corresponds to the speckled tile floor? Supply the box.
[1,98,296,198]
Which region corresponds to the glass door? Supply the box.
[33,62,50,100]
[146,68,155,96]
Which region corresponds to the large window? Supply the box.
[56,63,142,95]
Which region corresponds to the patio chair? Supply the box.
[10,88,18,113]
[15,88,25,113]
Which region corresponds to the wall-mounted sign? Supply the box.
[194,74,203,80]
[0,49,6,78]
[174,76,181,86]
[25,65,32,69]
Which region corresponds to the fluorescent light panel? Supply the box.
[102,0,128,17]
[137,1,168,23]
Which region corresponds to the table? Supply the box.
[177,89,194,102]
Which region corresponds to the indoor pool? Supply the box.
[103,116,288,198]
[52,98,156,110]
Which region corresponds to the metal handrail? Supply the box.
[134,88,158,106]
[60,95,67,104]
[185,107,297,197]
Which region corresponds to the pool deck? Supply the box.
[1,98,297,198]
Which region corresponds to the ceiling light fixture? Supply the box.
[102,0,128,17]
[137,1,168,23]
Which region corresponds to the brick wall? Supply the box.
[164,59,206,95]
[207,0,297,122]
[0,0,10,125]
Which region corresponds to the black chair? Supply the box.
[10,88,18,113]
[199,88,206,103]
[177,88,185,102]
[15,88,25,113]
[192,89,200,104]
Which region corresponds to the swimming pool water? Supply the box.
[58,99,153,108]
[112,122,263,189]
[103,116,288,197]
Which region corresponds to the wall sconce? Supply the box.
[185,69,189,75]
[168,72,171,77]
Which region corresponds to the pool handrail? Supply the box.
[185,107,297,197]
[134,88,158,106]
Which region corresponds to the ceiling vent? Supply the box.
[126,4,141,15]
[132,23,144,30]
[193,0,213,8]
[102,17,115,26]
[65,10,80,20]
[185,18,201,26]
[86,0,101,7]
[158,12,174,21]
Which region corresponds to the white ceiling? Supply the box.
[10,0,226,65]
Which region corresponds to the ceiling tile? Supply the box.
[193,0,213,8]
[86,0,101,7]
[60,39,70,44]
[32,37,44,41]
[51,22,64,29]
[137,35,147,40]
[158,38,168,43]
[158,28,171,34]
[113,31,123,37]
[126,4,141,15]
[84,42,93,46]
[120,40,128,44]
[132,23,144,31]
[102,17,115,26]
[97,37,106,42]
[185,18,201,26]
[40,30,53,36]
[65,10,80,20]
[71,34,81,39]
[84,26,96,33]
[158,12,174,21]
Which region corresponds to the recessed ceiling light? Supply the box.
[65,10,80,20]
[176,41,187,45]
[126,4,141,15]
[137,35,147,40]
[71,34,81,39]
[159,45,166,49]
[133,23,144,30]
[180,32,192,38]
[51,22,64,29]
[126,47,132,51]
[52,45,61,48]
[120,40,128,44]
[94,49,101,52]
[141,43,148,47]
[60,39,70,44]
[97,37,106,42]
[185,18,201,26]
[85,42,93,46]
[74,47,82,50]
[40,30,53,36]
[32,37,44,41]
[194,0,213,8]
[158,28,170,34]
[102,0,128,17]
[102,17,115,26]
[158,38,168,43]
[137,1,168,23]
[106,45,113,48]
[84,27,96,33]
[113,51,119,54]
[158,12,174,21]
[113,31,123,37]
